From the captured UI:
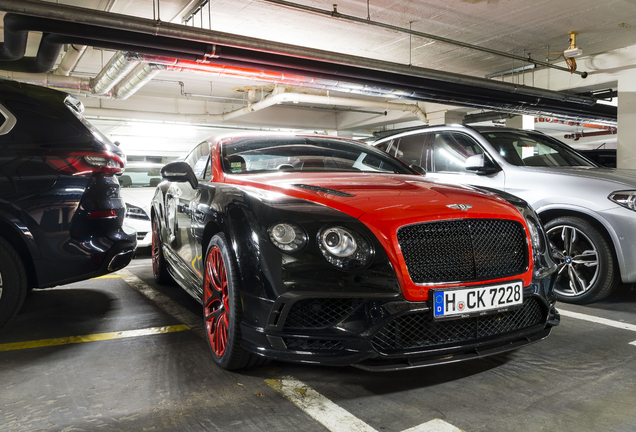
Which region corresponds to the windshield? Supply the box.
[481,131,596,167]
[221,136,414,175]
[119,166,163,188]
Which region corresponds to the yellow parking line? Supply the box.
[93,274,122,279]
[0,324,190,352]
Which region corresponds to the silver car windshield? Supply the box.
[481,131,596,168]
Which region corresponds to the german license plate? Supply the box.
[432,281,523,319]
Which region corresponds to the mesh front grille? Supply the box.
[371,297,544,354]
[284,338,345,351]
[397,219,527,283]
[284,298,362,329]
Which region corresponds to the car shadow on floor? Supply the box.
[0,288,114,345]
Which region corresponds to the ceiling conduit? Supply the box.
[91,50,139,95]
[54,44,87,76]
[0,3,618,124]
[112,63,163,100]
[0,1,593,104]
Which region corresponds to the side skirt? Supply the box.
[162,244,204,304]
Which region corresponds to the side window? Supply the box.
[432,132,484,173]
[185,141,210,179]
[394,133,431,168]
[375,138,398,157]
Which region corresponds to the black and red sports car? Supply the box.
[151,133,559,371]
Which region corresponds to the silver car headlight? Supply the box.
[609,190,636,211]
[525,216,545,253]
[318,226,373,269]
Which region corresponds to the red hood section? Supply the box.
[225,172,533,301]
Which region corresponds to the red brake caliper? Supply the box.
[204,246,229,357]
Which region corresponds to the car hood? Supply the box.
[522,167,636,188]
[227,172,523,223]
[120,187,154,211]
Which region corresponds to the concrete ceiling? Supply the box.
[1,0,633,156]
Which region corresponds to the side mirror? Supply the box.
[465,154,486,171]
[410,164,426,175]
[161,161,198,189]
[465,154,501,175]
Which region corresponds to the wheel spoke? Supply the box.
[572,250,598,267]
[562,226,577,256]
[203,244,231,359]
[557,262,568,274]
[568,265,588,294]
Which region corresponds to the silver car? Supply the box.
[374,125,636,304]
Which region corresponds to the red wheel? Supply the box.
[202,234,268,370]
[204,246,230,357]
[151,217,173,284]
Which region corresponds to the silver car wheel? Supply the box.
[547,224,600,297]
[0,272,3,300]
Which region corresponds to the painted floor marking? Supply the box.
[93,274,122,279]
[559,308,636,345]
[266,376,462,432]
[117,268,206,339]
[115,269,463,432]
[0,324,189,352]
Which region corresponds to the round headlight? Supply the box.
[322,228,357,257]
[318,226,373,269]
[525,216,545,253]
[269,222,307,252]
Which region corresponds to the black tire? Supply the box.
[0,236,28,330]
[203,233,268,370]
[151,217,173,284]
[545,216,618,304]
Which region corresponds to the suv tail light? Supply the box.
[44,151,125,176]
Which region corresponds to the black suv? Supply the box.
[0,79,136,329]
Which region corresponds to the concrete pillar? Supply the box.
[617,70,636,170]
[427,110,465,126]
[506,115,535,130]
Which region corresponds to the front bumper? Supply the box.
[123,217,151,247]
[600,206,636,283]
[240,284,559,371]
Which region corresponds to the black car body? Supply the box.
[0,79,136,329]
[151,133,559,371]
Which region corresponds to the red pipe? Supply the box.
[563,130,617,140]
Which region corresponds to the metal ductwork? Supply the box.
[113,63,163,100]
[91,51,139,95]
[0,1,619,125]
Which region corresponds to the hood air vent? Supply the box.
[293,184,355,197]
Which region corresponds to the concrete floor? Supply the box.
[2,250,636,432]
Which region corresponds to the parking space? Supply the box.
[2,253,636,432]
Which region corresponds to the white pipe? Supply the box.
[113,63,163,100]
[91,51,139,95]
[83,89,427,124]
[54,44,87,76]
[0,70,93,93]
[195,89,427,123]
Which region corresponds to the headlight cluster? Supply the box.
[525,216,545,253]
[125,203,150,220]
[268,222,373,270]
[268,222,308,252]
[318,226,373,270]
[609,191,636,211]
